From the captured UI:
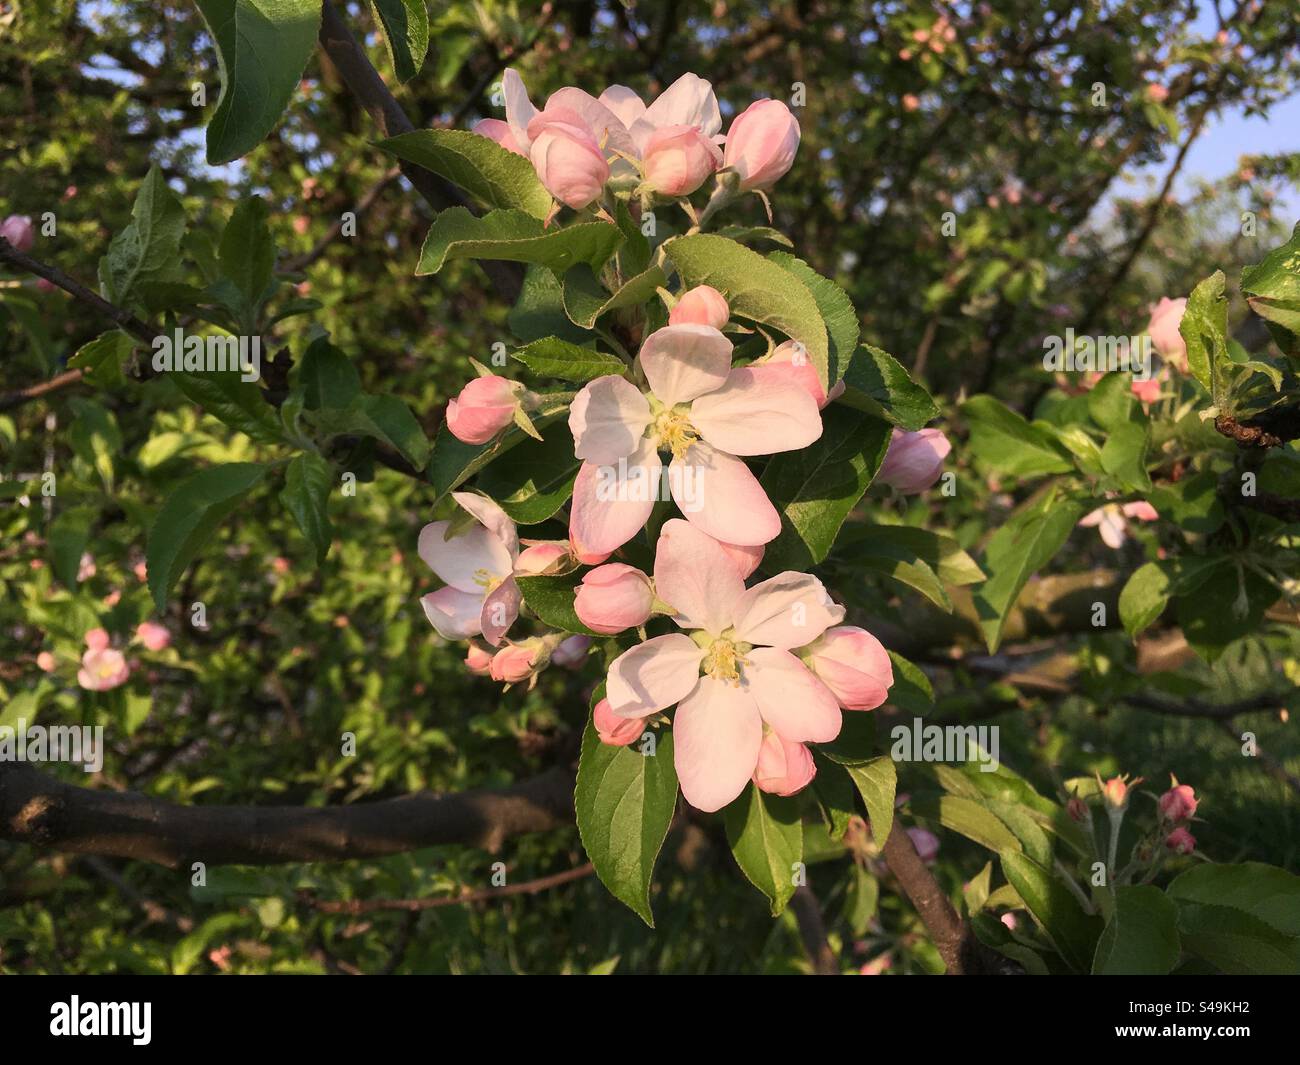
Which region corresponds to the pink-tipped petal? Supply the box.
[689,365,823,456]
[1122,501,1158,522]
[606,633,706,718]
[673,677,764,812]
[597,84,647,130]
[568,437,663,557]
[715,539,764,579]
[501,69,538,151]
[732,572,845,649]
[420,587,484,640]
[480,576,522,646]
[744,647,842,742]
[652,518,745,635]
[452,490,519,558]
[418,521,513,592]
[638,324,733,406]
[672,443,780,547]
[569,375,651,465]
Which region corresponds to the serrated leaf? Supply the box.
[475,418,579,523]
[417,207,622,275]
[98,165,185,311]
[1180,270,1228,399]
[1118,560,1173,638]
[379,130,551,218]
[845,756,896,848]
[724,784,804,916]
[1000,850,1103,973]
[49,506,97,588]
[312,394,430,471]
[836,344,940,431]
[171,367,285,444]
[280,452,333,563]
[512,337,626,383]
[909,794,1022,854]
[213,195,274,332]
[514,574,601,636]
[69,331,134,388]
[1168,862,1300,936]
[1093,885,1181,975]
[297,335,362,410]
[562,262,667,329]
[962,395,1073,477]
[837,524,985,586]
[768,252,859,385]
[370,0,429,82]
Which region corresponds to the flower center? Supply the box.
[651,407,699,461]
[472,567,502,594]
[701,637,749,685]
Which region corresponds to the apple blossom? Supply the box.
[753,729,817,796]
[876,428,951,494]
[715,539,764,579]
[489,640,547,683]
[85,627,110,651]
[1165,826,1196,855]
[465,642,493,675]
[641,124,723,196]
[668,285,730,330]
[472,117,526,156]
[723,99,801,190]
[802,626,894,710]
[135,621,171,651]
[1146,296,1187,370]
[1,213,34,251]
[445,375,521,445]
[1158,776,1198,822]
[593,697,645,747]
[1078,500,1158,549]
[603,520,845,812]
[78,646,130,691]
[513,540,571,575]
[567,323,822,556]
[574,563,654,634]
[526,106,611,209]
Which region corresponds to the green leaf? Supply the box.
[836,344,940,431]
[312,394,431,471]
[885,650,934,713]
[810,753,856,841]
[768,252,859,385]
[213,196,274,331]
[1099,420,1152,493]
[575,713,677,927]
[508,264,597,344]
[172,367,285,444]
[818,709,877,766]
[1085,371,1139,431]
[724,784,804,916]
[1092,885,1181,975]
[1000,850,1103,973]
[972,490,1086,652]
[147,463,267,609]
[1180,270,1229,399]
[909,794,1022,854]
[666,234,830,391]
[297,336,362,410]
[759,405,892,570]
[1119,560,1173,638]
[713,224,793,248]
[837,524,985,586]
[49,506,97,588]
[1175,562,1277,663]
[961,395,1073,477]
[844,864,880,936]
[69,331,134,388]
[475,419,579,523]
[1174,902,1300,975]
[562,263,667,329]
[856,551,951,610]
[417,208,622,275]
[370,0,429,82]
[195,0,321,165]
[512,337,626,383]
[280,452,333,563]
[1240,221,1300,350]
[97,164,185,311]
[379,130,551,219]
[514,574,601,636]
[1147,469,1224,534]
[1168,862,1300,936]
[845,756,896,848]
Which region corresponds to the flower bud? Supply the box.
[907,826,940,864]
[1101,775,1140,811]
[84,627,110,652]
[36,651,56,672]
[1158,776,1197,823]
[514,540,571,575]
[804,626,893,710]
[135,621,171,652]
[593,697,645,746]
[472,117,526,157]
[1067,797,1089,823]
[574,563,654,634]
[642,124,723,197]
[1165,826,1196,855]
[723,99,801,190]
[876,428,951,494]
[753,729,816,796]
[489,640,543,683]
[668,285,730,330]
[0,214,35,252]
[77,647,130,691]
[465,642,493,676]
[526,107,610,209]
[551,634,591,669]
[445,375,520,445]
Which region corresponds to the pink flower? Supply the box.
[1078,501,1158,549]
[1131,373,1162,406]
[723,99,801,190]
[445,375,520,445]
[84,628,110,652]
[418,491,523,646]
[465,642,493,675]
[753,729,816,796]
[593,697,645,746]
[1000,912,1019,932]
[135,621,171,652]
[1165,826,1196,855]
[902,93,921,112]
[907,826,940,864]
[526,106,610,209]
[1158,776,1197,823]
[77,552,97,582]
[668,285,730,330]
[603,520,844,811]
[552,634,591,668]
[513,540,571,575]
[1145,83,1169,104]
[803,626,894,710]
[757,339,845,408]
[574,563,654,634]
[472,117,526,156]
[1,214,34,252]
[567,324,822,556]
[36,651,57,672]
[77,647,130,691]
[876,428,951,493]
[1146,296,1187,370]
[642,124,723,196]
[489,641,542,683]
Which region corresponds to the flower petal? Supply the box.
[418,521,512,592]
[452,490,518,558]
[544,86,638,165]
[642,72,721,138]
[502,69,538,151]
[672,442,780,546]
[673,677,763,812]
[689,366,823,456]
[744,647,842,742]
[480,576,522,647]
[597,84,647,130]
[732,572,845,649]
[569,437,663,557]
[638,324,733,406]
[420,587,484,640]
[653,518,745,635]
[606,633,705,717]
[568,375,651,465]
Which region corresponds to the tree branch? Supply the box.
[305,861,593,914]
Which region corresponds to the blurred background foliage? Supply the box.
[1,0,1297,974]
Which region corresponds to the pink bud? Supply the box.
[907,826,940,864]
[753,730,817,796]
[1,214,35,252]
[723,99,801,190]
[135,621,171,652]
[77,647,130,691]
[999,912,1018,931]
[1146,296,1187,370]
[445,375,519,445]
[1158,777,1197,823]
[1165,826,1196,855]
[551,634,591,669]
[1102,776,1132,809]
[465,642,493,676]
[574,563,654,634]
[36,651,57,672]
[642,124,723,197]
[876,428,951,494]
[593,697,645,746]
[489,642,540,683]
[1067,797,1088,822]
[84,627,110,652]
[805,626,893,710]
[1131,374,1161,405]
[526,107,610,209]
[669,285,730,330]
[472,117,527,157]
[514,540,570,575]
[1145,83,1169,104]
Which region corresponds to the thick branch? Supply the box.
[0,761,574,868]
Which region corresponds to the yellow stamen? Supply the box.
[702,637,749,686]
[653,408,700,461]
